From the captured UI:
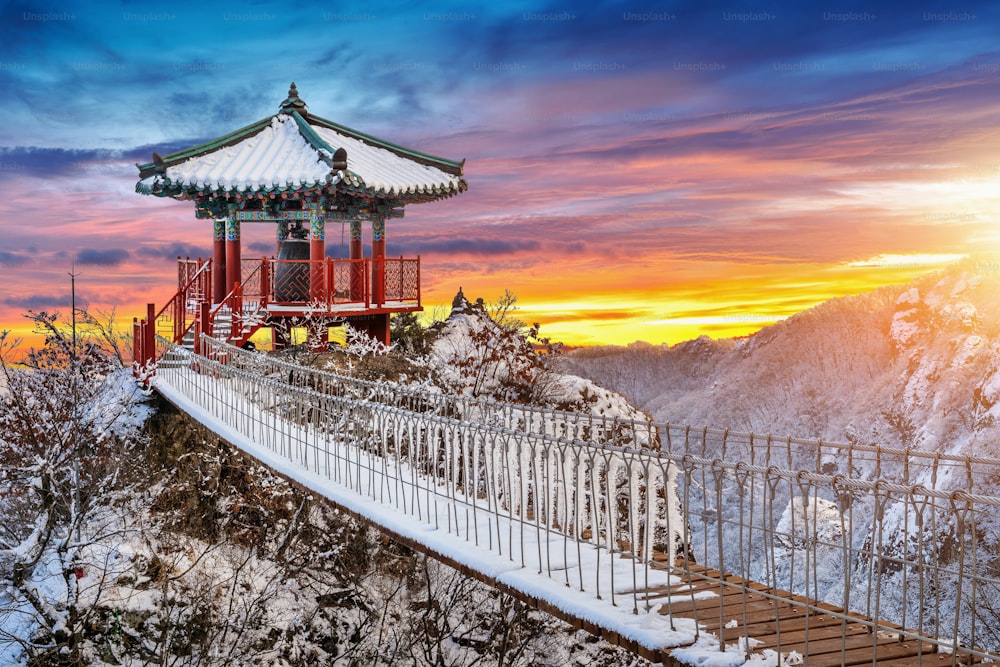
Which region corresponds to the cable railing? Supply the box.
[156,340,1000,663]
[156,345,680,613]
[202,336,1000,495]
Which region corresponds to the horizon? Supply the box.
[2,1,999,349]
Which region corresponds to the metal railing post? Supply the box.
[144,303,156,371]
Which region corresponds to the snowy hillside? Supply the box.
[562,260,1000,458]
[0,323,650,667]
[560,262,1000,650]
[429,288,650,425]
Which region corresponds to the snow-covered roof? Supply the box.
[135,83,466,205]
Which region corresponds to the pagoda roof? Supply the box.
[136,83,467,206]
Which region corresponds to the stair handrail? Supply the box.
[153,258,213,343]
[206,261,266,346]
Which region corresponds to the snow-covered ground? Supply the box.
[11,267,999,664]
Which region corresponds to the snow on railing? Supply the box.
[157,341,1000,663]
[154,345,682,608]
[201,335,662,449]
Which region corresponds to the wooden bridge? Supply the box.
[145,336,1000,666]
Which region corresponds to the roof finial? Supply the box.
[279,82,308,116]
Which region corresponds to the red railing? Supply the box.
[206,261,265,346]
[267,256,420,308]
[381,257,420,303]
[133,255,420,383]
[133,258,211,382]
[154,258,212,344]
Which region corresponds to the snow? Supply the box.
[151,362,766,664]
[670,636,755,666]
[0,365,153,661]
[952,334,984,368]
[565,264,1000,465]
[983,369,1000,407]
[313,123,462,195]
[559,262,1000,660]
[167,115,328,191]
[147,113,462,196]
[896,287,920,306]
[889,308,920,348]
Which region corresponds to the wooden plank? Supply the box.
[786,628,900,655]
[741,624,878,654]
[665,589,797,614]
[642,588,755,614]
[637,578,724,599]
[872,653,978,666]
[807,640,947,667]
[658,591,785,617]
[698,606,822,633]
[647,569,985,664]
[716,617,860,644]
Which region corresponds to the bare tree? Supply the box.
[433,290,563,403]
[0,311,150,666]
[266,303,343,366]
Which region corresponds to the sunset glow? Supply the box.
[2,2,1000,350]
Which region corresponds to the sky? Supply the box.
[1,0,999,348]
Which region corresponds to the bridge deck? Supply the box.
[646,560,981,666]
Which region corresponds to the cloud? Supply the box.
[75,248,130,266]
[2,1,1000,349]
[2,294,70,309]
[400,237,541,256]
[0,147,122,179]
[123,142,215,163]
[540,309,640,323]
[0,250,29,266]
[136,242,210,261]
[247,241,276,254]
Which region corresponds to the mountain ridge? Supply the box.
[561,260,1000,459]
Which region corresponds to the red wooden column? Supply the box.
[371,215,389,345]
[309,216,326,303]
[132,317,140,376]
[212,218,226,304]
[307,216,328,352]
[372,216,385,306]
[225,216,240,298]
[349,219,363,301]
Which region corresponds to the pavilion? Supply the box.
[134,83,466,354]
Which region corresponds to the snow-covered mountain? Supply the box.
[561,260,1000,458]
[562,262,1000,648]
